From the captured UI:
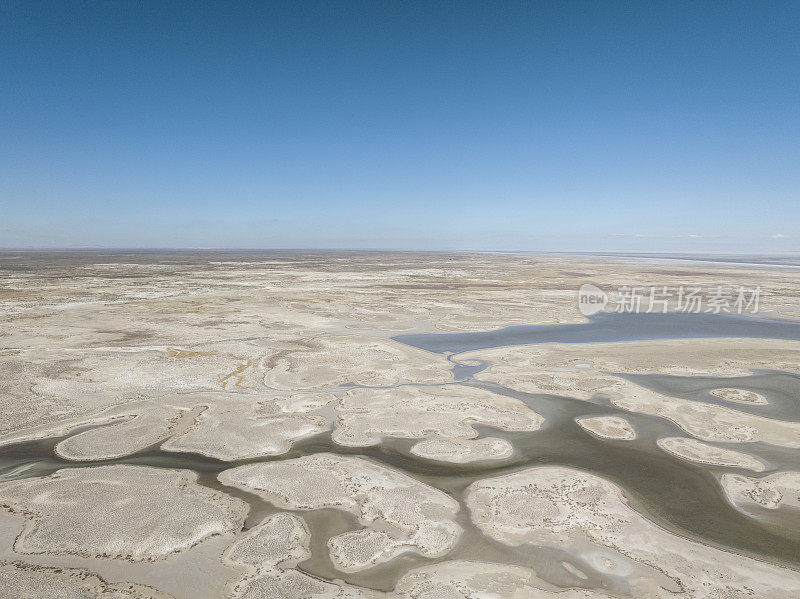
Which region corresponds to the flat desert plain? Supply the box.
[2,250,800,598]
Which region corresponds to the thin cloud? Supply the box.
[673,234,703,238]
[610,233,646,238]
[771,233,790,239]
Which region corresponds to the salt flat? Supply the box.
[2,250,800,598]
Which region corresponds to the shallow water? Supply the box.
[621,371,800,421]
[394,312,800,353]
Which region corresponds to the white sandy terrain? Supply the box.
[462,347,800,447]
[410,436,514,463]
[0,465,247,561]
[54,402,183,461]
[332,385,543,448]
[162,397,330,461]
[3,252,800,597]
[722,471,800,512]
[394,560,617,599]
[219,454,462,572]
[466,466,800,598]
[710,387,768,404]
[261,335,454,390]
[575,415,636,440]
[0,561,174,599]
[657,436,766,471]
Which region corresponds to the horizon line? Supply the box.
[1,247,799,256]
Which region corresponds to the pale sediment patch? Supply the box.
[394,560,616,599]
[461,337,800,378]
[0,561,174,599]
[224,512,311,572]
[575,415,636,440]
[464,345,800,447]
[223,511,377,598]
[54,402,182,461]
[262,335,453,390]
[465,466,800,598]
[327,528,413,573]
[33,344,263,398]
[0,465,247,561]
[722,471,800,512]
[231,568,378,599]
[0,341,266,446]
[332,386,543,448]
[410,436,513,463]
[608,380,800,447]
[710,387,769,405]
[267,391,339,413]
[218,454,462,573]
[162,396,330,461]
[657,437,766,471]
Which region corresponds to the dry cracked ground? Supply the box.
[2,250,800,598]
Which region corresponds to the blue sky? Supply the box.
[1,1,798,251]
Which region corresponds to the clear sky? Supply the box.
[1,1,798,252]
